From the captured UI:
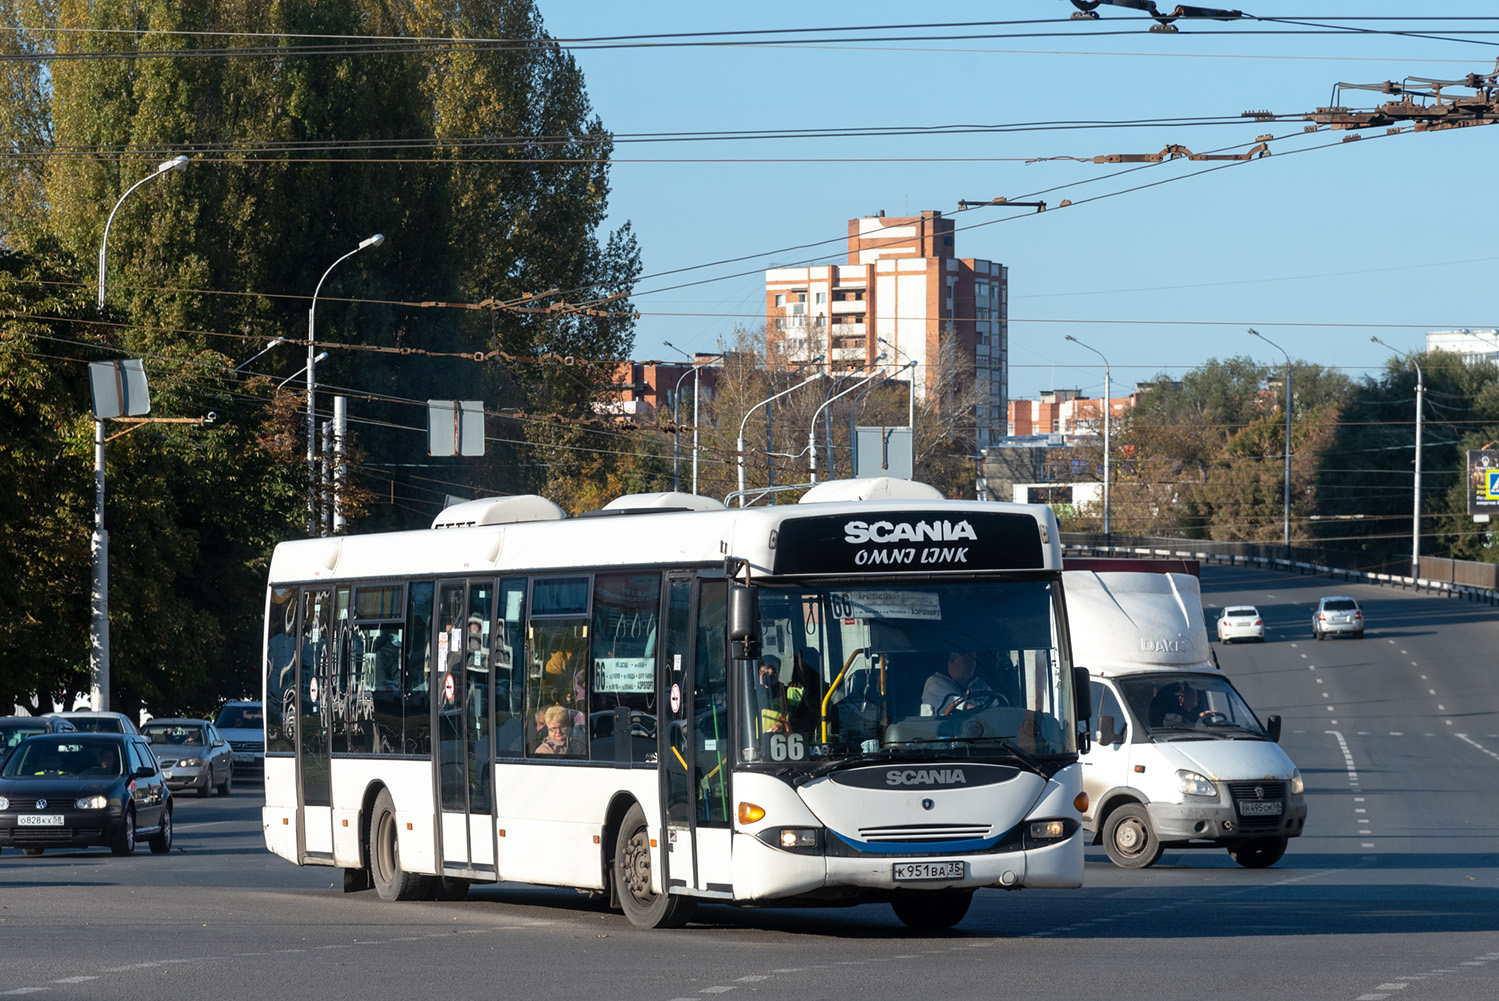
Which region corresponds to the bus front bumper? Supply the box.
[729,831,1083,901]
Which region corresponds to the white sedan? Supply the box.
[1217,606,1265,643]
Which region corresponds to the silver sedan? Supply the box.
[141,719,234,797]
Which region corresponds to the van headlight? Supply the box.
[1289,769,1304,797]
[1176,769,1216,798]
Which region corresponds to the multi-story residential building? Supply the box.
[602,358,721,423]
[1008,388,1135,437]
[764,210,1009,448]
[1428,328,1499,365]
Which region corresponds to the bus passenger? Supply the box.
[534,705,573,755]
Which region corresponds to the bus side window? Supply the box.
[265,587,297,754]
[493,578,527,758]
[404,582,434,756]
[695,581,730,827]
[590,573,661,767]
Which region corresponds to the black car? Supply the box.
[0,716,78,764]
[0,733,172,857]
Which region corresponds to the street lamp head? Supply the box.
[1065,334,1077,343]
[157,155,189,174]
[313,351,329,364]
[359,233,385,250]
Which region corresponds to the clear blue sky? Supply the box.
[540,2,1498,402]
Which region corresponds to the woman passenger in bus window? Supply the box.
[534,705,573,755]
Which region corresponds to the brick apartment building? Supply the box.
[602,358,721,422]
[764,210,1009,448]
[1008,388,1135,437]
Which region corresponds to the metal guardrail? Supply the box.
[1061,541,1499,606]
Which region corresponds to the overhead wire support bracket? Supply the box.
[1091,141,1269,163]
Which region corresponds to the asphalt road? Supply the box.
[2,566,1497,1000]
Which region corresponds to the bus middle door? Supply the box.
[297,587,335,860]
[433,579,497,877]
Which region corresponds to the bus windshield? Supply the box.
[738,579,1072,768]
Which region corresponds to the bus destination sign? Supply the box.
[770,510,1046,575]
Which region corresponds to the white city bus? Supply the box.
[261,479,1091,928]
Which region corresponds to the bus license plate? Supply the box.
[1239,801,1282,816]
[893,861,964,882]
[18,814,64,826]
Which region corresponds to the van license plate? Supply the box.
[1239,801,1282,816]
[18,814,64,826]
[893,861,964,881]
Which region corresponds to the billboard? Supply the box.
[1467,450,1499,516]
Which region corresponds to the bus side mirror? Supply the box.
[1265,714,1282,743]
[728,584,761,660]
[1072,666,1092,724]
[1098,714,1124,747]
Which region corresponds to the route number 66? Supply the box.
[768,733,805,761]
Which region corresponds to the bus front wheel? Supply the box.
[613,803,696,929]
[371,789,429,901]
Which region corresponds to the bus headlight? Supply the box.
[777,828,820,849]
[75,795,108,810]
[1022,818,1075,848]
[1289,769,1304,796]
[1176,770,1216,798]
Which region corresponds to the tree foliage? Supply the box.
[0,0,637,714]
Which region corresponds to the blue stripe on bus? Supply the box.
[828,830,1004,855]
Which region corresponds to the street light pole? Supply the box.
[308,234,383,537]
[1065,335,1111,539]
[91,155,187,712]
[97,156,188,312]
[664,342,726,495]
[737,373,827,506]
[765,354,824,502]
[1371,336,1424,578]
[807,358,887,485]
[669,364,694,492]
[1249,329,1292,556]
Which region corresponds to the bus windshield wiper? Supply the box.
[950,736,1048,773]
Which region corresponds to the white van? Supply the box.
[1066,570,1307,869]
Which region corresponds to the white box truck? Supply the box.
[1066,569,1308,868]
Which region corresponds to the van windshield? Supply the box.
[1116,674,1264,737]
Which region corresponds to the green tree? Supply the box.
[0,0,639,715]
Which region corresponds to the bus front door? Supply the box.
[297,588,335,860]
[433,579,497,877]
[661,579,696,891]
[659,578,735,898]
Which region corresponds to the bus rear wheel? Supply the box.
[613,803,695,929]
[371,790,428,901]
[891,889,973,930]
